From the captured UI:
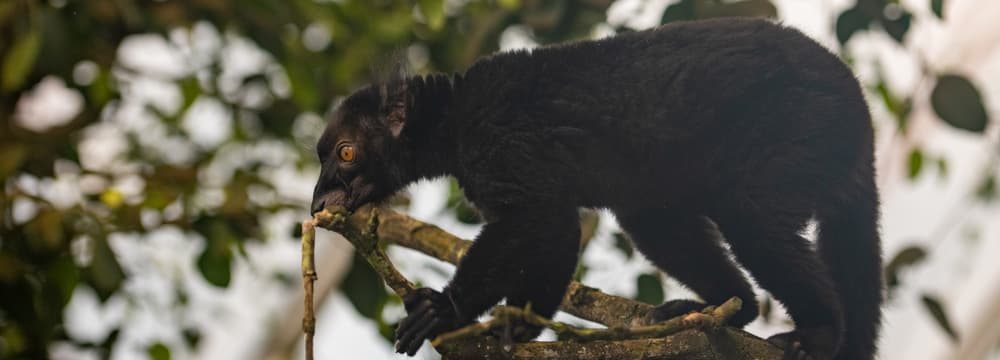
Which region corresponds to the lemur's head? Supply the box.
[311,82,412,215]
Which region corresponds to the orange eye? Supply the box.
[338,145,355,162]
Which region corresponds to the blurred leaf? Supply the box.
[975,175,996,202]
[931,74,989,133]
[572,261,588,282]
[147,343,171,360]
[936,157,948,178]
[446,178,482,224]
[759,294,773,323]
[418,0,446,30]
[635,273,664,305]
[25,209,65,252]
[45,256,80,308]
[885,245,927,292]
[836,5,869,44]
[182,328,201,348]
[661,0,695,24]
[907,148,923,180]
[0,254,24,283]
[879,7,912,43]
[874,77,911,131]
[698,0,777,19]
[340,253,390,319]
[85,235,125,302]
[498,0,520,10]
[2,28,42,92]
[612,232,634,259]
[0,2,16,26]
[179,77,201,112]
[1,324,26,354]
[920,294,959,342]
[0,143,28,179]
[377,319,397,344]
[196,228,233,288]
[579,209,600,246]
[931,0,944,19]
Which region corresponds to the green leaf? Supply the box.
[907,148,924,180]
[931,0,944,19]
[661,0,695,24]
[635,273,664,305]
[182,328,201,348]
[86,235,126,302]
[196,240,232,288]
[418,0,445,30]
[699,0,777,19]
[340,253,390,319]
[975,175,996,202]
[446,178,481,224]
[45,256,80,308]
[874,77,911,131]
[936,157,948,178]
[0,143,27,179]
[147,343,171,360]
[836,5,870,44]
[920,294,959,342]
[0,2,17,26]
[194,218,237,287]
[880,8,912,43]
[884,245,927,292]
[612,232,634,259]
[759,295,773,323]
[2,29,42,92]
[931,74,989,133]
[25,209,66,252]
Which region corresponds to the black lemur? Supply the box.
[311,18,883,360]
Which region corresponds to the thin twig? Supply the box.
[301,220,317,360]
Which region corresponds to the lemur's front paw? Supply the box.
[767,327,838,360]
[394,288,463,356]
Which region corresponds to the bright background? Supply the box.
[2,0,999,359]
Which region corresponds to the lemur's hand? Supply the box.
[394,287,463,356]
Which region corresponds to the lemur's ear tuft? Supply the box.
[380,82,408,138]
[370,50,410,138]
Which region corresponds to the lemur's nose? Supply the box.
[310,198,326,216]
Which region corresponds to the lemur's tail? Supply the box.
[816,158,883,360]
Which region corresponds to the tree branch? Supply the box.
[308,205,784,359]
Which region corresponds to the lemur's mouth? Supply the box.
[311,183,378,215]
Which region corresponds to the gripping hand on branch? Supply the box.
[395,287,466,356]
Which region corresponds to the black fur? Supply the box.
[311,18,883,360]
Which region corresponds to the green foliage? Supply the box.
[907,148,924,180]
[447,178,482,224]
[836,0,913,44]
[931,0,944,19]
[341,253,392,320]
[975,175,996,202]
[920,294,959,342]
[147,343,172,360]
[884,245,927,295]
[662,0,776,24]
[1,27,41,92]
[612,232,634,259]
[931,74,989,133]
[634,273,665,305]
